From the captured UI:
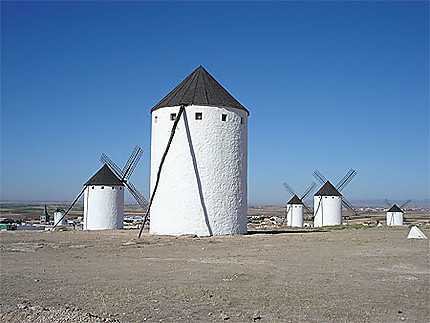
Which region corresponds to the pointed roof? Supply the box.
[85,164,124,186]
[407,226,427,239]
[151,66,249,115]
[387,204,403,213]
[314,181,342,196]
[287,194,303,205]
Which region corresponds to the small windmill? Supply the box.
[313,169,358,227]
[53,146,148,229]
[282,182,316,227]
[384,199,411,226]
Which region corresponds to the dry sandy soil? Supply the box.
[1,227,429,322]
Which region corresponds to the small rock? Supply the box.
[17,304,27,310]
[220,313,230,320]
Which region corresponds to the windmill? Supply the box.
[384,199,411,226]
[53,146,147,230]
[141,65,249,238]
[282,182,316,227]
[312,169,358,227]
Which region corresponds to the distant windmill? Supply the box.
[313,169,358,227]
[40,204,50,223]
[282,182,316,227]
[53,146,148,230]
[384,199,411,226]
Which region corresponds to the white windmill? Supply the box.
[53,207,66,226]
[313,169,358,227]
[53,146,148,230]
[282,182,316,227]
[384,199,411,226]
[139,66,249,237]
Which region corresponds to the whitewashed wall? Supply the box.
[149,105,248,236]
[83,185,124,230]
[313,196,342,227]
[286,204,304,227]
[54,211,66,226]
[386,211,403,226]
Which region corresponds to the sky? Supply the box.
[1,1,429,205]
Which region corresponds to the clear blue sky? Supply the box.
[1,1,428,204]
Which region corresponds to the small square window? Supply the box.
[195,112,202,120]
[92,186,94,189]
[101,186,104,189]
[240,117,244,124]
[221,114,227,121]
[170,113,176,121]
[154,116,158,123]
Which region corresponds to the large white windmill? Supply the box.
[384,199,411,226]
[139,66,249,237]
[313,169,358,227]
[282,182,316,227]
[53,146,147,230]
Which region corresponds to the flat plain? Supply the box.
[1,226,429,322]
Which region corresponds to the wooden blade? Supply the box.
[301,182,316,201]
[313,170,327,185]
[52,187,85,229]
[283,182,296,196]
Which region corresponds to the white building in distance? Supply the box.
[83,164,124,230]
[286,195,304,227]
[386,204,404,226]
[53,208,66,226]
[149,66,249,236]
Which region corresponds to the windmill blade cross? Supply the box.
[313,170,327,185]
[124,148,143,181]
[400,199,412,209]
[283,182,296,196]
[52,187,85,229]
[122,146,139,180]
[301,182,316,201]
[341,197,359,217]
[336,169,354,190]
[337,169,357,192]
[100,153,124,179]
[384,199,392,207]
[125,181,148,209]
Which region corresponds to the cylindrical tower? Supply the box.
[83,164,125,230]
[149,66,249,236]
[286,195,304,227]
[313,181,342,227]
[386,204,404,226]
[53,208,67,226]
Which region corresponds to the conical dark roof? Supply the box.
[85,164,124,186]
[314,181,342,196]
[387,204,403,213]
[287,194,303,205]
[151,66,249,115]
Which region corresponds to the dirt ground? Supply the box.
[1,227,429,322]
